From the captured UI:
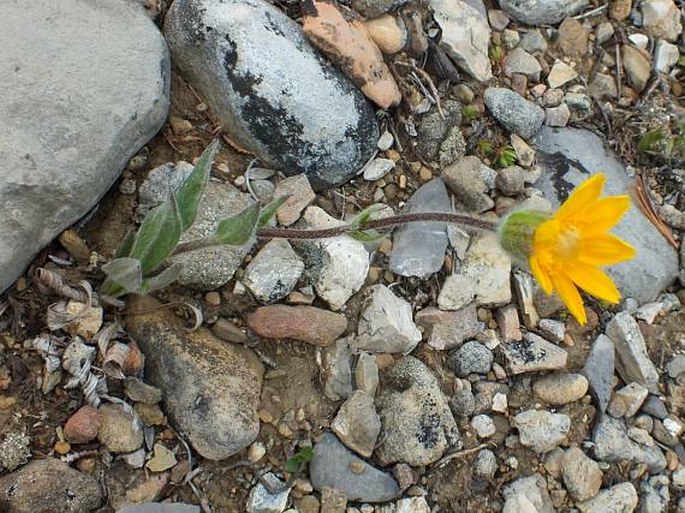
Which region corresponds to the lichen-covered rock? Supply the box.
[126,295,263,460]
[164,0,379,190]
[0,458,102,513]
[375,356,461,465]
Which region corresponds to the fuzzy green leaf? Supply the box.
[140,263,183,294]
[213,203,259,245]
[128,194,183,275]
[115,230,135,259]
[101,257,143,297]
[176,140,218,230]
[257,195,290,228]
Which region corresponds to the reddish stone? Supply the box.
[247,305,347,346]
[64,405,100,444]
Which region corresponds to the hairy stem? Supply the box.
[256,212,498,239]
[171,212,497,256]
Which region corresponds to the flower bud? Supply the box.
[498,210,550,261]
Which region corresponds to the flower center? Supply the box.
[557,225,581,259]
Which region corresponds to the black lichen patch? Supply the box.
[416,411,442,449]
[538,150,592,201]
[263,11,286,38]
[507,338,545,364]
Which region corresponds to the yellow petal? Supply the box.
[555,174,605,220]
[565,261,621,304]
[576,196,632,233]
[551,272,586,325]
[530,255,553,294]
[532,218,560,249]
[578,234,636,265]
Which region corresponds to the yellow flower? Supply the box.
[501,173,636,325]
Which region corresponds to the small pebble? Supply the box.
[248,441,266,463]
[205,291,221,306]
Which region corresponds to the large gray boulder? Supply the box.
[164,0,379,191]
[0,0,170,294]
[532,127,679,305]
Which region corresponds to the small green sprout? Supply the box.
[284,446,313,473]
[462,104,479,123]
[489,45,505,65]
[496,145,518,168]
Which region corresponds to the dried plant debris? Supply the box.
[62,337,107,408]
[27,333,64,394]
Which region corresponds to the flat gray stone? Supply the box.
[331,390,381,458]
[500,332,568,374]
[442,156,495,213]
[531,127,679,304]
[310,432,400,503]
[0,458,102,513]
[0,0,169,294]
[415,100,464,164]
[484,87,545,139]
[638,475,670,513]
[164,0,378,191]
[606,312,659,394]
[561,447,603,502]
[577,482,638,513]
[504,47,542,81]
[389,179,452,277]
[512,410,570,453]
[323,338,353,401]
[415,304,481,351]
[502,475,554,513]
[430,0,492,82]
[355,285,422,354]
[582,334,615,413]
[375,356,461,466]
[126,296,264,460]
[247,473,291,513]
[301,207,369,310]
[461,232,512,306]
[499,0,589,25]
[243,239,304,303]
[592,414,667,472]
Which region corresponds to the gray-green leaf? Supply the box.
[128,194,183,275]
[175,139,218,230]
[213,203,259,245]
[101,257,143,296]
[115,229,135,259]
[257,194,290,228]
[140,263,183,294]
